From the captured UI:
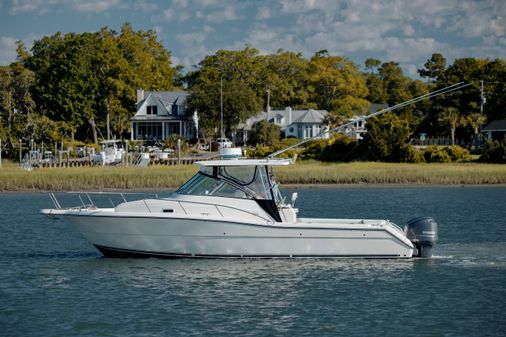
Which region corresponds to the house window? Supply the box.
[147,106,158,115]
[305,125,313,138]
[137,122,162,140]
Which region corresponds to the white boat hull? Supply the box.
[54,211,414,258]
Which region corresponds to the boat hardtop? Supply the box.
[194,158,292,167]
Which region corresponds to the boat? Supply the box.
[92,140,125,166]
[41,83,476,259]
[41,155,438,259]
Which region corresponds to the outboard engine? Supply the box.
[404,217,438,258]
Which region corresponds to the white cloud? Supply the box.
[280,0,339,14]
[4,0,505,77]
[158,8,174,22]
[404,63,419,78]
[172,0,189,9]
[256,6,271,19]
[73,0,121,13]
[403,24,415,37]
[0,36,18,65]
[132,1,158,13]
[9,0,123,14]
[206,6,240,23]
[176,31,207,44]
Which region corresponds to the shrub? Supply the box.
[300,139,327,160]
[480,140,506,163]
[445,145,471,162]
[424,146,451,163]
[423,145,471,163]
[320,134,361,162]
[246,145,272,159]
[399,145,426,163]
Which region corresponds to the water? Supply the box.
[1,187,505,337]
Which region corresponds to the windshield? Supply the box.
[176,164,277,201]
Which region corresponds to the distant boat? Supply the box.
[92,140,125,166]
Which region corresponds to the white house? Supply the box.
[130,90,195,141]
[238,103,388,143]
[344,104,389,140]
[238,107,330,143]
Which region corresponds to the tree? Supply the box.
[24,24,177,143]
[0,57,35,149]
[364,58,381,73]
[258,50,310,109]
[378,62,411,106]
[248,120,280,146]
[365,114,416,162]
[438,107,464,146]
[463,113,487,151]
[365,73,387,103]
[186,47,264,134]
[306,53,369,116]
[418,53,446,84]
[434,57,505,141]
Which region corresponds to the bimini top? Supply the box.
[195,158,292,167]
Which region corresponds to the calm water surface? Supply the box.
[1,187,505,337]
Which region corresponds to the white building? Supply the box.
[130,90,194,141]
[238,107,330,143]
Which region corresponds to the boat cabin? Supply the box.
[176,159,291,221]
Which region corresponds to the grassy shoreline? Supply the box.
[1,161,505,192]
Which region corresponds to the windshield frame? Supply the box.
[176,164,279,202]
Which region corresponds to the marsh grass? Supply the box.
[0,161,505,191]
[0,163,198,191]
[275,161,506,185]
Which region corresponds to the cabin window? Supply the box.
[176,165,273,200]
[147,106,158,115]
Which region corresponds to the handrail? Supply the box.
[47,192,273,222]
[48,191,161,211]
[49,192,61,209]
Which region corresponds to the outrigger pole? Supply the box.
[267,82,472,159]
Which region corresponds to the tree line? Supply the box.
[0,23,505,160]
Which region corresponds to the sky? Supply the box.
[0,0,505,78]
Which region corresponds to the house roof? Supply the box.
[482,120,506,132]
[292,109,326,124]
[136,91,188,110]
[240,108,329,130]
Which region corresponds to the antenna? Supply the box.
[266,87,270,122]
[268,82,472,159]
[220,75,224,139]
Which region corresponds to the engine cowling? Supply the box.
[404,217,438,258]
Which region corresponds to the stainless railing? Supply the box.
[47,192,273,222]
[48,192,160,210]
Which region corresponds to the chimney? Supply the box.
[286,107,292,124]
[136,89,144,103]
